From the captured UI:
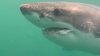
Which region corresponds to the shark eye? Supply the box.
[39,13,45,18]
[53,9,62,16]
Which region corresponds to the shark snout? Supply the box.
[20,4,32,15]
[20,4,31,9]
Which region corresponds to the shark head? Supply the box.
[20,2,84,45]
[20,2,100,54]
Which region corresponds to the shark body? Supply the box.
[20,2,100,54]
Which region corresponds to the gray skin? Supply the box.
[20,2,100,54]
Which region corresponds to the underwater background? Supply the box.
[0,0,100,56]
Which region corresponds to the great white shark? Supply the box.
[20,2,100,54]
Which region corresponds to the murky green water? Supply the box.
[0,0,100,56]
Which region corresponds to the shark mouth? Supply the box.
[43,27,72,35]
[44,27,69,31]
